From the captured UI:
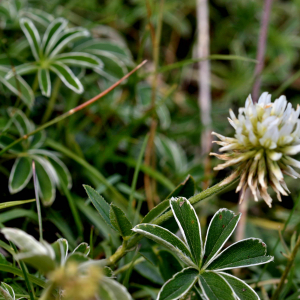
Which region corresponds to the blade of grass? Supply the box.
[0,199,35,209]
[128,135,149,218]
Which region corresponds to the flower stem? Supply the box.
[0,60,147,157]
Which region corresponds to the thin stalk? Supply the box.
[41,77,61,124]
[60,179,83,237]
[252,0,273,101]
[256,193,300,285]
[11,243,35,300]
[271,235,300,300]
[32,160,43,241]
[128,135,149,218]
[105,176,239,266]
[0,60,147,157]
[144,0,164,210]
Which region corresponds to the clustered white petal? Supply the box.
[211,92,300,207]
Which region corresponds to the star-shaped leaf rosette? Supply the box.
[211,92,300,207]
[133,198,273,300]
[5,17,103,97]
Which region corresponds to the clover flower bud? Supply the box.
[211,92,300,207]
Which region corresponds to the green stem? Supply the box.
[114,256,145,275]
[256,193,300,285]
[32,161,43,241]
[106,176,239,266]
[0,60,147,157]
[41,77,61,124]
[271,235,300,300]
[46,139,128,210]
[11,244,35,300]
[60,178,84,238]
[128,135,149,218]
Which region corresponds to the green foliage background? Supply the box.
[1,0,300,299]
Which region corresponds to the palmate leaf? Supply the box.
[41,17,68,55]
[157,267,199,300]
[218,272,259,300]
[5,62,39,79]
[19,18,41,60]
[9,156,32,194]
[202,209,241,267]
[170,198,202,266]
[0,67,34,108]
[38,68,51,97]
[198,272,235,300]
[49,61,83,94]
[133,224,196,267]
[206,238,274,271]
[48,27,90,58]
[7,107,34,136]
[54,52,103,70]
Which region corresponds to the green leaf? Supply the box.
[73,242,90,256]
[5,63,39,79]
[134,260,164,285]
[167,175,196,199]
[54,52,103,69]
[103,266,113,277]
[51,238,68,265]
[49,27,90,57]
[50,61,83,94]
[7,107,33,136]
[0,199,35,210]
[1,228,56,274]
[35,159,56,206]
[30,131,46,149]
[66,252,89,265]
[9,157,32,194]
[94,53,127,80]
[170,198,202,266]
[0,134,23,153]
[142,199,169,223]
[74,39,132,62]
[38,68,51,97]
[207,238,274,271]
[202,209,241,267]
[158,250,182,281]
[198,271,235,300]
[83,185,113,229]
[23,8,54,28]
[19,18,41,61]
[218,272,259,300]
[100,277,132,300]
[0,67,34,108]
[157,267,199,300]
[109,204,132,237]
[0,264,46,288]
[0,282,15,300]
[42,18,68,54]
[47,155,72,189]
[132,224,195,267]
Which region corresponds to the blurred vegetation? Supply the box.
[1,0,300,299]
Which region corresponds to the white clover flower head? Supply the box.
[210,92,300,207]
